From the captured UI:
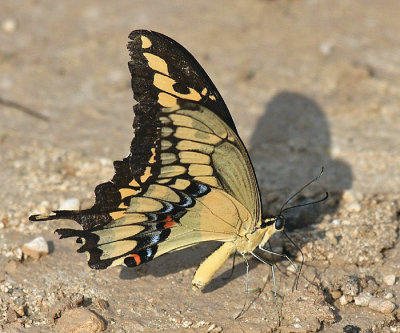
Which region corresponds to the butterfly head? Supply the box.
[261,214,286,231]
[256,214,286,248]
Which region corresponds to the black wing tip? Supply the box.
[128,29,161,40]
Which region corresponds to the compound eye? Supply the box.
[275,216,285,230]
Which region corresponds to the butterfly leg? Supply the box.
[258,244,298,274]
[250,251,277,297]
[192,241,236,290]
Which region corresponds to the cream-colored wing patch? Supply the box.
[98,240,137,261]
[140,35,152,48]
[145,184,180,203]
[143,53,169,76]
[154,73,202,101]
[158,92,177,108]
[159,165,186,178]
[176,140,214,154]
[93,225,144,244]
[170,179,191,190]
[127,197,164,213]
[179,151,210,164]
[106,213,148,228]
[160,152,178,165]
[188,164,213,177]
[174,127,221,145]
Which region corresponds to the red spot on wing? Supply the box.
[164,215,173,222]
[127,253,141,265]
[164,221,176,228]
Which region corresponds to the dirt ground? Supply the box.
[1,0,400,332]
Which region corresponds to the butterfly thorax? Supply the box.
[234,216,280,254]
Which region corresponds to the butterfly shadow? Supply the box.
[120,242,274,294]
[248,91,352,233]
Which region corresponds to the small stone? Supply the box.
[193,320,207,328]
[14,305,26,317]
[208,324,216,332]
[59,198,80,210]
[294,323,302,329]
[354,293,373,307]
[364,278,379,294]
[339,294,353,305]
[55,308,105,333]
[22,236,49,259]
[182,320,193,328]
[2,18,17,33]
[331,290,342,300]
[287,264,298,274]
[93,298,109,311]
[384,274,396,286]
[342,190,356,203]
[6,308,19,322]
[385,293,394,299]
[341,276,360,296]
[346,202,361,213]
[319,41,334,55]
[368,297,395,314]
[50,293,85,320]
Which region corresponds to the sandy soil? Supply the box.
[1,0,400,332]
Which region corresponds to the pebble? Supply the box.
[208,324,223,332]
[2,18,17,33]
[383,274,396,286]
[385,293,394,299]
[319,41,334,55]
[346,202,361,213]
[22,236,49,260]
[6,308,19,322]
[342,190,356,203]
[93,298,109,311]
[55,308,105,333]
[341,276,360,296]
[339,294,353,305]
[331,290,342,300]
[354,293,373,307]
[287,264,298,274]
[59,198,80,210]
[368,297,395,314]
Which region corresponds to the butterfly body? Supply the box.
[30,30,285,289]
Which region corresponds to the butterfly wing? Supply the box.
[29,30,262,270]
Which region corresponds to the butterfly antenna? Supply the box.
[279,167,326,214]
[283,230,304,292]
[281,192,328,215]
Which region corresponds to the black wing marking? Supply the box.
[127,30,238,134]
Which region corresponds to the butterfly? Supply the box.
[29,30,287,289]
